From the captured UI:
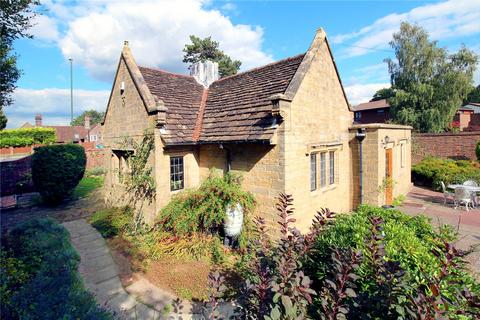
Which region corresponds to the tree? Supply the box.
[371,87,395,102]
[0,0,39,108]
[385,22,478,133]
[0,106,7,129]
[183,35,241,78]
[70,110,105,127]
[466,85,480,103]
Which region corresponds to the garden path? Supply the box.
[63,219,236,319]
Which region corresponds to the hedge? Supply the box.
[32,144,86,204]
[411,157,480,191]
[0,218,112,319]
[0,127,56,148]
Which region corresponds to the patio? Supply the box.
[399,185,480,276]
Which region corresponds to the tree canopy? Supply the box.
[183,35,241,78]
[1,0,39,130]
[466,85,480,103]
[371,87,395,102]
[385,22,478,133]
[71,110,105,127]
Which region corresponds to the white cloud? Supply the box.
[47,0,273,81]
[5,88,109,128]
[344,83,390,106]
[332,0,480,57]
[31,14,60,42]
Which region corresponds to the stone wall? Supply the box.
[412,131,480,164]
[284,35,353,232]
[102,57,156,219]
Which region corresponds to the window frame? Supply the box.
[310,153,317,191]
[170,156,185,191]
[320,152,326,188]
[329,151,335,185]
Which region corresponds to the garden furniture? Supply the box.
[453,186,473,211]
[441,181,454,205]
[448,184,480,208]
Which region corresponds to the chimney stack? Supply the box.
[84,115,91,130]
[35,114,42,127]
[190,61,219,88]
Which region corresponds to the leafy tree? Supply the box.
[371,87,395,102]
[0,0,39,108]
[183,35,241,78]
[70,109,105,126]
[385,22,478,133]
[466,85,480,103]
[0,106,7,129]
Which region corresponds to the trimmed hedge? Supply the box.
[411,157,480,191]
[0,127,56,148]
[0,218,112,319]
[32,144,86,204]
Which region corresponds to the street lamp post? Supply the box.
[69,57,74,141]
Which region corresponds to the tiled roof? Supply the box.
[139,67,204,144]
[138,53,305,145]
[353,99,390,111]
[201,54,305,143]
[46,126,88,143]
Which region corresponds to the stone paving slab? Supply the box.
[62,219,214,320]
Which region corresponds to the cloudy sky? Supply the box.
[5,0,480,128]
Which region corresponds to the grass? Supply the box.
[73,175,103,199]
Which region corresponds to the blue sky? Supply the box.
[6,0,480,128]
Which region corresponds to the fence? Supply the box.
[0,155,35,196]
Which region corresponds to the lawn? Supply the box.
[73,175,104,199]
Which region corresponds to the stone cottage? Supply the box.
[102,28,412,232]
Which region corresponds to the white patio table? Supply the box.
[447,184,480,207]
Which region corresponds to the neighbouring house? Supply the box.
[88,123,104,147]
[102,29,412,232]
[352,99,391,124]
[21,114,102,144]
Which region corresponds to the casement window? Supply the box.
[310,153,317,191]
[354,112,361,120]
[320,152,326,187]
[329,151,335,185]
[170,156,184,191]
[90,135,97,141]
[400,142,406,168]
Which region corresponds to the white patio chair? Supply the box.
[463,180,478,187]
[440,181,453,205]
[454,187,472,211]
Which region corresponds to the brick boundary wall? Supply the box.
[0,155,35,196]
[412,131,480,164]
[85,149,105,169]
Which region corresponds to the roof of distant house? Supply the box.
[20,122,34,128]
[352,99,390,112]
[138,54,306,145]
[46,126,88,143]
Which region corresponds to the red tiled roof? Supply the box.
[353,99,390,111]
[138,53,305,145]
[46,126,88,143]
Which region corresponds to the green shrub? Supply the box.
[0,127,56,148]
[32,144,86,204]
[476,141,480,161]
[156,171,255,248]
[412,156,480,190]
[306,205,479,318]
[0,218,112,320]
[89,207,133,238]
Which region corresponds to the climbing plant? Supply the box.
[118,130,156,230]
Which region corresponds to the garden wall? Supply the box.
[412,131,480,164]
[0,155,34,196]
[85,149,105,169]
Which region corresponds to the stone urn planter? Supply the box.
[223,203,243,247]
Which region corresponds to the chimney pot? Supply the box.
[35,114,42,127]
[190,61,219,88]
[84,115,91,130]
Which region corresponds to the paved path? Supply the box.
[400,186,480,277]
[63,219,236,319]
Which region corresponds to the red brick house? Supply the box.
[352,99,390,124]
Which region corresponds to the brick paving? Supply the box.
[399,186,480,276]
